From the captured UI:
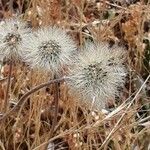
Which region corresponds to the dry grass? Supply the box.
[0,0,150,149]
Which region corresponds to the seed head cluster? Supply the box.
[68,42,127,110]
[0,17,127,111]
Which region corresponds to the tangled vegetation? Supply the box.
[0,0,149,149]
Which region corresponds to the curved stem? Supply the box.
[0,77,8,83]
[0,77,67,124]
[3,61,13,113]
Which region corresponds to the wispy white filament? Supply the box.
[68,42,127,110]
[23,26,77,75]
[0,17,30,61]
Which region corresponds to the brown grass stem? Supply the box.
[44,76,60,149]
[3,61,13,113]
[0,77,8,83]
[99,74,150,149]
[44,74,60,149]
[49,76,59,137]
[0,77,67,124]
[9,0,14,14]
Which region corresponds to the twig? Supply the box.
[3,61,13,113]
[9,0,14,14]
[138,116,150,124]
[99,0,127,10]
[99,74,150,149]
[0,77,67,124]
[0,77,8,82]
[49,76,59,137]
[0,140,5,150]
[44,75,60,149]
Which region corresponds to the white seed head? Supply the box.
[23,26,77,74]
[68,42,127,110]
[0,17,30,61]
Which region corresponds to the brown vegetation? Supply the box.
[0,0,150,149]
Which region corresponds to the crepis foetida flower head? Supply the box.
[68,42,127,110]
[23,26,77,75]
[0,17,30,61]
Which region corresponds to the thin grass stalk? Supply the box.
[49,76,59,137]
[0,77,8,82]
[0,77,67,124]
[44,75,60,150]
[9,0,14,14]
[3,60,13,113]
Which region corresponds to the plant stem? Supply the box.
[0,77,66,124]
[9,0,14,14]
[3,61,13,113]
[0,77,8,83]
[49,75,59,137]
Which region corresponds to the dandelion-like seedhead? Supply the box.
[68,42,127,110]
[0,18,30,61]
[23,26,77,75]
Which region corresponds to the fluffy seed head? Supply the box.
[23,26,77,74]
[68,42,127,110]
[0,17,30,61]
